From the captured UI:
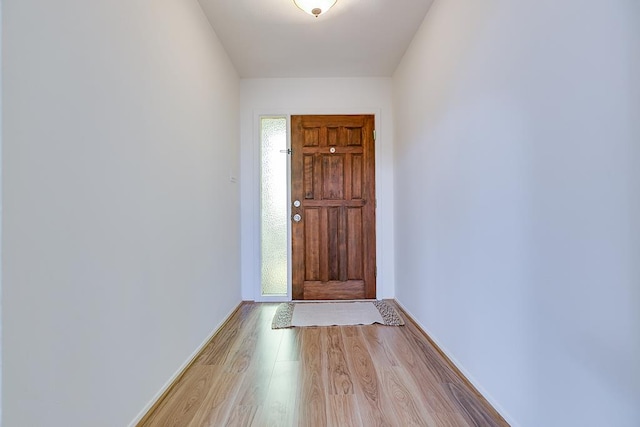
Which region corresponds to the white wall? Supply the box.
[0,1,3,421]
[2,1,240,425]
[393,0,640,426]
[240,78,394,301]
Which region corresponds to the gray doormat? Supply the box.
[271,300,405,329]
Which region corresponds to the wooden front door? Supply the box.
[291,115,376,300]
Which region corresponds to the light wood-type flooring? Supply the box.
[139,301,509,426]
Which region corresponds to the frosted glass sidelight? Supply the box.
[261,117,288,295]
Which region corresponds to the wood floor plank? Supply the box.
[185,371,244,427]
[444,381,506,427]
[360,325,398,367]
[224,405,258,427]
[376,322,460,416]
[224,310,265,375]
[327,395,363,427]
[298,328,328,427]
[276,328,301,362]
[341,326,394,427]
[140,365,221,427]
[225,306,284,426]
[379,366,431,426]
[325,326,354,395]
[253,361,300,427]
[230,327,281,405]
[138,302,509,427]
[195,304,260,367]
[397,322,460,384]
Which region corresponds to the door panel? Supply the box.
[291,115,376,300]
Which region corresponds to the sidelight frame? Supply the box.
[257,115,293,301]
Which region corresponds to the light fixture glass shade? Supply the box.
[293,0,337,17]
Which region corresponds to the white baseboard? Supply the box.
[393,299,520,427]
[128,301,244,427]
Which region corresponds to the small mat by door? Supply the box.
[271,300,404,329]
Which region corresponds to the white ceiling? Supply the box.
[198,0,434,78]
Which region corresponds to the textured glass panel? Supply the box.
[261,118,288,295]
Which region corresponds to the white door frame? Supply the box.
[245,107,387,302]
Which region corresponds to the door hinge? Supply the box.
[279,149,292,155]
[375,199,377,208]
[373,130,377,141]
[375,266,377,277]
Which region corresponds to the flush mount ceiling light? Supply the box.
[293,0,337,17]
